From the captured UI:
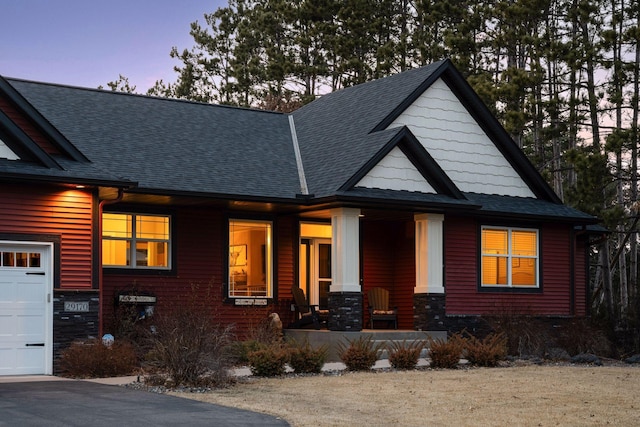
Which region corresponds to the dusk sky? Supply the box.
[1,0,228,92]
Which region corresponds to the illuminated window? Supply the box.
[481,227,538,288]
[228,219,272,298]
[102,213,170,269]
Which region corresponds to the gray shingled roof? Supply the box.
[2,64,598,223]
[7,80,301,199]
[292,62,443,197]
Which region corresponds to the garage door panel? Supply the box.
[0,243,51,376]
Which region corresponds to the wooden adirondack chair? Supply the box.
[290,286,328,329]
[368,287,398,329]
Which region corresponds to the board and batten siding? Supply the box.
[445,216,575,316]
[389,78,535,198]
[0,184,93,289]
[356,146,436,193]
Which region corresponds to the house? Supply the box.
[0,60,598,375]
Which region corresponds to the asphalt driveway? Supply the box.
[0,378,289,426]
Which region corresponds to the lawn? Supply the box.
[171,363,640,426]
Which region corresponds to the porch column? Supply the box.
[328,207,362,331]
[414,213,446,331]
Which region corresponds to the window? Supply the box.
[228,219,272,298]
[102,213,170,269]
[481,227,538,288]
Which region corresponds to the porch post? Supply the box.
[414,213,446,331]
[328,207,362,331]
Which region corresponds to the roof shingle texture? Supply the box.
[8,80,301,199]
[292,62,442,197]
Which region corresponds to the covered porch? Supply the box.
[294,207,446,333]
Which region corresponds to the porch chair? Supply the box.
[290,286,328,330]
[368,287,398,329]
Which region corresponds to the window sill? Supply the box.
[478,285,542,293]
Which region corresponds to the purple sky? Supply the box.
[1,0,227,92]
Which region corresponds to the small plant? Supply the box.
[226,339,268,365]
[287,339,328,374]
[463,333,508,367]
[59,339,138,378]
[427,334,464,369]
[337,336,382,371]
[247,346,289,377]
[387,339,425,370]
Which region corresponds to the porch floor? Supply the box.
[284,329,446,362]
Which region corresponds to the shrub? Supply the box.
[337,336,381,371]
[247,346,289,377]
[387,340,425,370]
[556,319,611,357]
[226,339,268,365]
[142,283,235,387]
[59,339,138,378]
[427,334,464,369]
[463,333,508,367]
[287,339,328,374]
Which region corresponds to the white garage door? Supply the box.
[0,242,52,375]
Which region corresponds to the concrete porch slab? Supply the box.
[284,329,446,362]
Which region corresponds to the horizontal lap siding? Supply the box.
[444,217,478,313]
[103,210,294,338]
[0,97,60,154]
[362,218,414,329]
[574,236,588,316]
[445,216,573,316]
[0,185,93,289]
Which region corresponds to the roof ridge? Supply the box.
[5,77,286,116]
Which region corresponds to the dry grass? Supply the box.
[171,364,640,426]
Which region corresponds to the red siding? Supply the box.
[103,209,294,338]
[445,216,576,316]
[574,235,588,316]
[362,217,415,329]
[0,184,93,289]
[0,97,60,155]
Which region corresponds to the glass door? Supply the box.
[299,238,332,310]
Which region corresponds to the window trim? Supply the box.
[226,217,274,300]
[102,211,173,272]
[479,225,541,292]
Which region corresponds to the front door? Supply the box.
[0,242,52,375]
[299,239,332,310]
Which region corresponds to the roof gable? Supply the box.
[0,76,88,164]
[389,78,535,198]
[356,145,435,193]
[0,137,19,160]
[344,126,464,199]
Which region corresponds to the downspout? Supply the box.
[98,188,124,336]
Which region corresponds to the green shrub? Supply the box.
[287,339,328,374]
[337,336,381,371]
[59,339,138,378]
[427,334,464,369]
[387,339,425,370]
[464,333,508,367]
[247,346,289,377]
[226,339,268,365]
